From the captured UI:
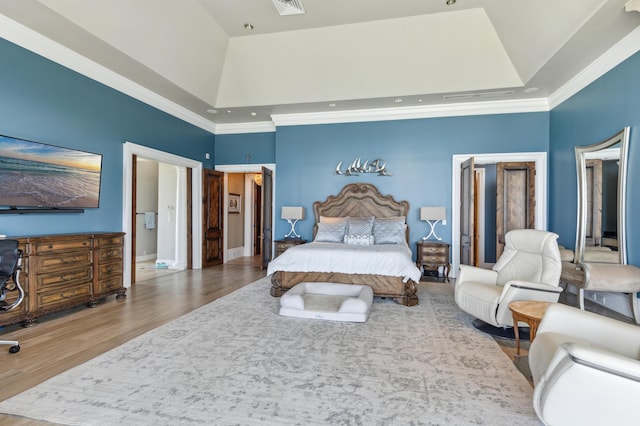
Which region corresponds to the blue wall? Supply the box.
[215,132,275,165]
[549,51,640,265]
[0,38,214,236]
[274,113,550,248]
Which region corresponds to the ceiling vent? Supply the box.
[442,90,515,101]
[272,0,305,16]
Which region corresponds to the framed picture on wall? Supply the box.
[229,193,241,214]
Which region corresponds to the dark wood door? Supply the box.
[261,167,273,269]
[253,180,262,256]
[203,169,224,267]
[496,161,536,258]
[460,157,475,266]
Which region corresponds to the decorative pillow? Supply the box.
[314,221,346,243]
[320,216,346,224]
[346,216,375,237]
[373,216,406,244]
[344,234,375,246]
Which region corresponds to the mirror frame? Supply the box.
[574,127,630,264]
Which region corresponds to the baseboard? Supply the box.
[136,253,157,262]
[226,246,245,262]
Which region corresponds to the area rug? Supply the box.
[0,279,540,425]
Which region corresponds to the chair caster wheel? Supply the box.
[9,345,20,353]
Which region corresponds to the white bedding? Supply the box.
[267,242,422,283]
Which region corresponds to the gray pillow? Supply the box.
[346,216,374,237]
[373,216,406,244]
[314,221,346,243]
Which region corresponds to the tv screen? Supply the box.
[0,134,102,209]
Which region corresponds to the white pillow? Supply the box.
[315,221,346,243]
[346,216,374,237]
[373,216,406,244]
[344,234,375,246]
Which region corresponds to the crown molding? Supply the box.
[548,26,640,109]
[271,98,550,127]
[214,121,276,134]
[0,14,217,133]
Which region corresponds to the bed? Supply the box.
[268,183,421,306]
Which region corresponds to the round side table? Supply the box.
[508,300,553,357]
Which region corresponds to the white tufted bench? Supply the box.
[279,282,374,322]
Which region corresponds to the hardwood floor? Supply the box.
[0,257,265,425]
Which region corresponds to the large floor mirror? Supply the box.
[574,127,629,265]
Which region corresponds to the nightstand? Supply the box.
[416,241,450,281]
[274,239,306,258]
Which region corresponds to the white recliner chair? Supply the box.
[529,303,640,426]
[455,229,562,329]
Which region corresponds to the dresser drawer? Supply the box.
[95,275,123,294]
[33,250,93,270]
[97,262,123,280]
[36,283,91,309]
[97,246,123,264]
[35,266,92,289]
[96,234,124,247]
[421,254,447,264]
[33,238,92,254]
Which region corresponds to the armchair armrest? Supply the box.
[495,281,562,325]
[558,342,640,382]
[457,264,498,285]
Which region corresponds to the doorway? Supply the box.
[123,142,203,288]
[452,152,547,279]
[214,164,276,264]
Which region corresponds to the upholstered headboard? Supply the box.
[312,183,410,241]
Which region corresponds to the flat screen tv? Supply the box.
[0,134,102,212]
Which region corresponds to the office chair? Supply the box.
[0,239,24,353]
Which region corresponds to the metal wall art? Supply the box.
[334,158,391,176]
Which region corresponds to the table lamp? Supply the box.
[281,206,305,239]
[420,207,446,241]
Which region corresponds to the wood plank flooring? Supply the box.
[0,258,265,425]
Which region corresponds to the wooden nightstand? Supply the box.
[416,241,450,281]
[274,239,306,258]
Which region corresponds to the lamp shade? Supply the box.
[281,206,305,220]
[420,207,446,221]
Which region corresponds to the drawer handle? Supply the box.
[61,256,77,264]
[106,251,114,258]
[106,266,113,273]
[60,274,76,281]
[60,290,77,299]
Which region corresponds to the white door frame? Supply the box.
[451,152,547,279]
[123,142,203,288]
[215,164,276,263]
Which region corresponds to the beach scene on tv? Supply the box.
[0,135,102,209]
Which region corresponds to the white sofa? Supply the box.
[529,303,640,426]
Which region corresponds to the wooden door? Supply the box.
[460,157,475,266]
[496,161,535,258]
[261,167,273,269]
[253,181,262,256]
[202,169,224,267]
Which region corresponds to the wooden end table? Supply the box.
[508,300,553,357]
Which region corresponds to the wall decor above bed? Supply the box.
[334,158,391,176]
[268,183,420,306]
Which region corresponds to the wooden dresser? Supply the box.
[1,232,126,327]
[416,241,451,281]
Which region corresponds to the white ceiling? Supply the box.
[0,0,639,129]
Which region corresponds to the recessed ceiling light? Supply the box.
[329,103,336,107]
[250,112,257,117]
[394,98,403,103]
[418,99,424,103]
[227,110,232,114]
[206,109,218,114]
[244,23,254,30]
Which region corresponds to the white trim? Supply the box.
[0,14,216,133]
[243,174,256,257]
[451,152,547,279]
[215,122,276,134]
[271,98,549,127]
[123,142,203,288]
[215,164,276,263]
[548,26,640,109]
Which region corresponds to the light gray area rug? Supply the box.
[0,279,540,425]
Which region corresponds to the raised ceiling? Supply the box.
[0,0,639,130]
